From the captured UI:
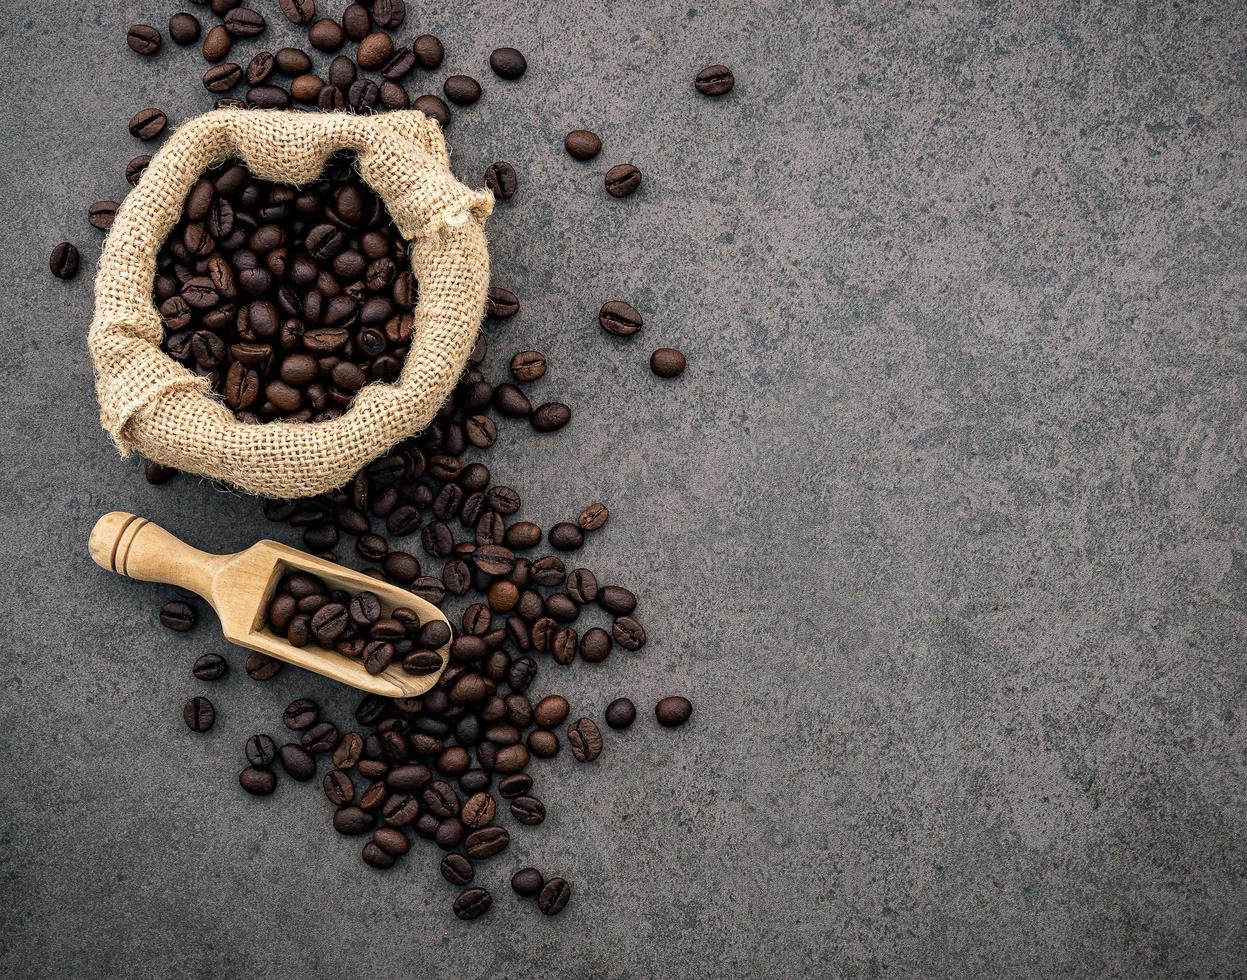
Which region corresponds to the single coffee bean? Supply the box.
[127,24,162,56]
[496,773,532,799]
[414,94,450,124]
[125,155,152,185]
[334,731,364,769]
[357,32,394,70]
[283,697,319,730]
[310,602,348,644]
[564,129,602,160]
[597,585,637,615]
[527,729,559,758]
[612,615,647,650]
[275,47,312,74]
[605,697,637,730]
[361,841,395,869]
[486,286,519,318]
[508,350,546,381]
[245,733,278,767]
[489,47,526,79]
[308,17,345,51]
[373,0,406,29]
[484,161,517,200]
[533,695,569,728]
[183,696,216,733]
[538,878,571,916]
[239,767,276,795]
[160,600,196,632]
[380,80,409,109]
[511,867,543,896]
[192,652,228,680]
[695,64,735,96]
[129,108,168,141]
[443,75,482,105]
[49,242,80,280]
[577,502,609,532]
[333,805,375,835]
[510,795,545,826]
[301,721,339,753]
[441,853,474,885]
[453,887,492,921]
[224,8,266,38]
[383,794,420,826]
[413,34,444,68]
[278,0,316,25]
[323,768,355,805]
[203,63,243,92]
[605,163,643,198]
[279,743,316,780]
[246,51,274,85]
[651,347,687,377]
[579,627,612,664]
[88,201,119,230]
[248,85,291,109]
[548,522,584,551]
[435,818,464,850]
[492,383,531,417]
[599,300,642,336]
[461,791,496,829]
[655,695,693,727]
[531,403,571,433]
[373,826,410,857]
[245,651,284,680]
[201,25,233,62]
[567,718,603,762]
[464,826,509,859]
[169,13,201,45]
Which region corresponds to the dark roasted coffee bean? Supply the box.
[357,31,393,70]
[361,841,394,869]
[605,697,636,729]
[435,818,464,849]
[333,805,375,835]
[349,591,383,627]
[443,75,481,105]
[492,383,531,417]
[373,826,410,857]
[486,286,519,318]
[508,350,546,382]
[597,585,636,615]
[606,163,643,198]
[564,129,602,160]
[169,13,201,45]
[224,8,265,38]
[526,729,559,758]
[301,721,339,753]
[49,242,80,280]
[192,652,228,681]
[548,522,584,551]
[414,94,450,124]
[278,0,316,26]
[651,347,687,377]
[484,161,517,200]
[239,766,276,795]
[566,568,598,604]
[531,555,565,587]
[182,696,215,732]
[441,853,474,885]
[531,402,571,432]
[89,201,119,230]
[160,600,196,632]
[283,698,319,730]
[578,502,609,532]
[460,791,496,829]
[655,695,693,727]
[359,780,389,812]
[204,62,243,92]
[511,867,543,896]
[310,602,348,644]
[202,25,232,62]
[247,51,274,85]
[248,85,291,109]
[275,47,312,74]
[413,33,444,68]
[533,695,569,728]
[279,743,316,780]
[126,155,152,185]
[334,731,364,769]
[453,887,491,920]
[489,46,526,79]
[510,795,545,825]
[309,17,344,51]
[127,24,162,56]
[245,734,278,768]
[323,768,355,805]
[599,300,642,336]
[383,793,420,826]
[567,718,603,762]
[373,0,406,28]
[538,877,571,916]
[464,826,509,859]
[579,627,612,664]
[497,773,532,800]
[612,615,647,651]
[695,64,735,96]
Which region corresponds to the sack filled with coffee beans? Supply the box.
[89,108,493,498]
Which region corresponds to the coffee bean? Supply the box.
[309,18,344,51]
[310,602,348,644]
[612,616,647,651]
[443,75,481,105]
[435,818,464,849]
[526,728,558,760]
[413,34,444,69]
[224,8,265,38]
[278,0,316,25]
[461,791,496,829]
[484,161,517,200]
[604,697,637,730]
[486,286,519,318]
[511,867,543,896]
[567,718,603,762]
[441,853,474,885]
[239,767,276,795]
[279,743,316,780]
[357,32,394,70]
[605,163,642,198]
[203,63,243,92]
[202,25,233,62]
[88,201,119,231]
[533,695,569,728]
[464,826,509,859]
[453,887,492,920]
[508,350,546,382]
[275,47,312,75]
[510,795,545,825]
[414,94,450,124]
[145,461,177,484]
[248,85,291,109]
[183,696,216,733]
[323,768,355,805]
[579,627,612,664]
[547,522,583,551]
[168,13,201,45]
[538,877,571,916]
[283,697,319,730]
[578,502,608,531]
[598,300,642,336]
[334,805,375,835]
[246,733,278,767]
[49,242,79,280]
[372,0,406,28]
[247,51,274,85]
[651,347,687,377]
[492,383,531,417]
[655,695,693,727]
[301,721,339,753]
[531,403,571,433]
[126,155,152,185]
[564,129,602,160]
[597,585,637,615]
[129,107,168,141]
[695,64,735,96]
[192,653,228,680]
[160,600,196,632]
[489,47,526,79]
[334,731,364,769]
[127,24,162,56]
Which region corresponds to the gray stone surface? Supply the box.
[1,1,1244,977]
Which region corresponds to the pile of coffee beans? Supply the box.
[263,574,448,676]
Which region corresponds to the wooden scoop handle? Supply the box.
[88,512,225,600]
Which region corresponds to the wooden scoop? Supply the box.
[88,511,449,697]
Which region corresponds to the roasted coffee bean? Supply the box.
[605,163,643,198]
[279,743,316,780]
[145,460,177,484]
[463,826,509,859]
[531,402,571,432]
[441,853,474,885]
[533,695,569,729]
[510,795,546,825]
[160,600,196,632]
[492,743,529,774]
[246,51,274,85]
[460,792,496,829]
[309,17,345,51]
[484,161,517,200]
[361,841,394,869]
[695,64,735,96]
[323,768,355,805]
[599,300,642,336]
[347,79,380,111]
[311,602,348,644]
[245,734,278,767]
[224,8,265,37]
[359,780,389,812]
[564,129,602,160]
[202,25,232,62]
[283,698,319,730]
[578,502,609,531]
[413,33,444,69]
[127,24,162,56]
[333,805,375,835]
[49,242,80,280]
[489,47,526,79]
[126,155,152,185]
[383,793,420,826]
[274,47,312,74]
[387,763,432,793]
[511,867,543,896]
[579,627,612,663]
[373,0,406,29]
[548,522,584,551]
[605,697,636,730]
[423,780,459,818]
[363,640,396,675]
[89,201,119,230]
[204,62,243,92]
[474,545,516,576]
[183,696,215,733]
[526,729,559,758]
[379,80,409,110]
[566,568,598,604]
[496,773,532,799]
[612,615,647,650]
[278,0,316,26]
[538,878,571,916]
[373,826,410,857]
[453,887,492,920]
[492,383,531,417]
[597,585,637,615]
[545,593,579,622]
[302,721,340,753]
[550,627,578,665]
[169,13,201,45]
[248,85,291,109]
[486,286,519,318]
[192,652,228,680]
[651,347,687,377]
[239,766,276,795]
[655,695,693,727]
[435,818,464,850]
[443,75,481,105]
[531,555,566,587]
[567,717,603,762]
[349,590,382,626]
[414,94,450,124]
[334,731,364,769]
[357,32,394,70]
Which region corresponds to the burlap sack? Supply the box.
[89,108,493,499]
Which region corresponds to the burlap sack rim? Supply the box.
[89,108,493,499]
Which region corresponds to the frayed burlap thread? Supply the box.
[89,108,493,498]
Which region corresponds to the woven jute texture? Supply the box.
[89,108,493,498]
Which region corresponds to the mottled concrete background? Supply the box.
[1,1,1244,977]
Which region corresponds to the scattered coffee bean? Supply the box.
[443,75,482,105]
[651,347,687,377]
[484,161,517,200]
[308,18,345,51]
[413,34,444,69]
[531,403,571,433]
[129,108,168,141]
[564,129,602,160]
[509,350,546,381]
[655,696,692,727]
[183,696,216,732]
[192,653,228,680]
[511,867,543,896]
[453,887,492,920]
[695,64,735,96]
[357,32,394,70]
[126,155,152,185]
[278,0,316,25]
[548,522,584,551]
[414,94,450,125]
[202,25,233,62]
[278,743,316,780]
[510,795,545,825]
[441,852,474,884]
[605,163,642,198]
[223,8,265,38]
[49,242,79,280]
[127,24,162,56]
[577,502,608,531]
[245,734,278,767]
[88,201,119,231]
[605,697,636,729]
[599,300,642,336]
[489,48,526,80]
[239,766,276,795]
[538,877,571,916]
[245,651,283,680]
[283,698,319,730]
[567,718,603,762]
[160,600,196,632]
